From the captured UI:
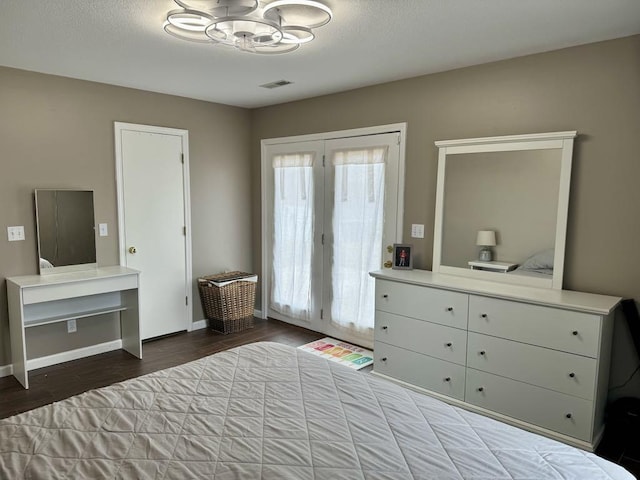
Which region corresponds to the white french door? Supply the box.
[322,135,400,346]
[263,126,405,348]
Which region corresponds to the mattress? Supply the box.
[0,341,633,479]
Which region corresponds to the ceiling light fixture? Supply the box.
[163,0,333,55]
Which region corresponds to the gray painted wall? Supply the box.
[250,35,640,398]
[2,34,639,400]
[0,67,252,367]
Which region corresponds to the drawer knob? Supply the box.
[572,330,578,336]
[445,342,452,347]
[566,413,573,419]
[446,307,454,312]
[381,325,388,330]
[569,372,575,378]
[479,350,486,356]
[382,294,389,299]
[480,313,488,318]
[380,357,388,362]
[444,377,451,382]
[477,387,484,392]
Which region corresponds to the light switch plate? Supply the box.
[411,224,425,239]
[7,226,25,241]
[99,223,108,237]
[67,319,77,333]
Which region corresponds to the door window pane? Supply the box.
[330,147,387,335]
[271,153,315,319]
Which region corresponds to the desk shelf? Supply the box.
[24,306,128,328]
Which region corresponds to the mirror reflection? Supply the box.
[35,189,97,274]
[433,131,576,289]
[441,148,561,274]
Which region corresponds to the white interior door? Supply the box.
[115,123,192,340]
[263,127,404,348]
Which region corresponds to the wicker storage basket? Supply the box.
[197,271,256,334]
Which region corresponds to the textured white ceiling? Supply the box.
[1,0,639,108]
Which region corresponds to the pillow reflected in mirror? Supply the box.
[517,248,554,275]
[39,257,54,269]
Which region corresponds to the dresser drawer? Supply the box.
[467,333,597,400]
[465,369,593,441]
[468,296,601,357]
[376,280,468,329]
[374,342,466,400]
[376,311,467,365]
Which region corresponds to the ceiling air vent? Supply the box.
[260,80,293,89]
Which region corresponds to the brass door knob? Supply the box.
[386,245,393,253]
[383,260,392,268]
[128,246,137,254]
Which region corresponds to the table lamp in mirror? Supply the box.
[476,230,496,261]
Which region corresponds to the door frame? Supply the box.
[260,122,407,320]
[114,122,194,331]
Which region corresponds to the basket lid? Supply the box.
[200,271,255,282]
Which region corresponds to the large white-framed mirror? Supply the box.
[432,131,576,290]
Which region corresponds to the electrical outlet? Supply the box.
[67,319,77,333]
[7,226,25,241]
[411,224,425,239]
[99,223,108,237]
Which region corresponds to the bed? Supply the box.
[0,342,633,479]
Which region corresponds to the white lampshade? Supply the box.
[476,230,496,247]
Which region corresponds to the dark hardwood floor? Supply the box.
[0,318,637,478]
[0,318,324,419]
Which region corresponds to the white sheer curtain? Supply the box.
[270,152,315,320]
[330,146,388,336]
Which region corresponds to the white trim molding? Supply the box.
[0,364,13,378]
[0,340,124,378]
[28,340,123,372]
[191,319,208,331]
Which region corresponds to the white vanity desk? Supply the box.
[7,266,141,389]
[370,269,621,450]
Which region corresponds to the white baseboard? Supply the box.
[191,319,208,331]
[0,363,13,378]
[254,309,263,319]
[26,339,123,371]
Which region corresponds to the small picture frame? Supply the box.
[392,244,413,270]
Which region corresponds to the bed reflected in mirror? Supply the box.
[35,189,97,274]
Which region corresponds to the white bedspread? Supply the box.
[0,342,633,479]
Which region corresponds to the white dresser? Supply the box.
[7,266,142,389]
[370,269,621,450]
